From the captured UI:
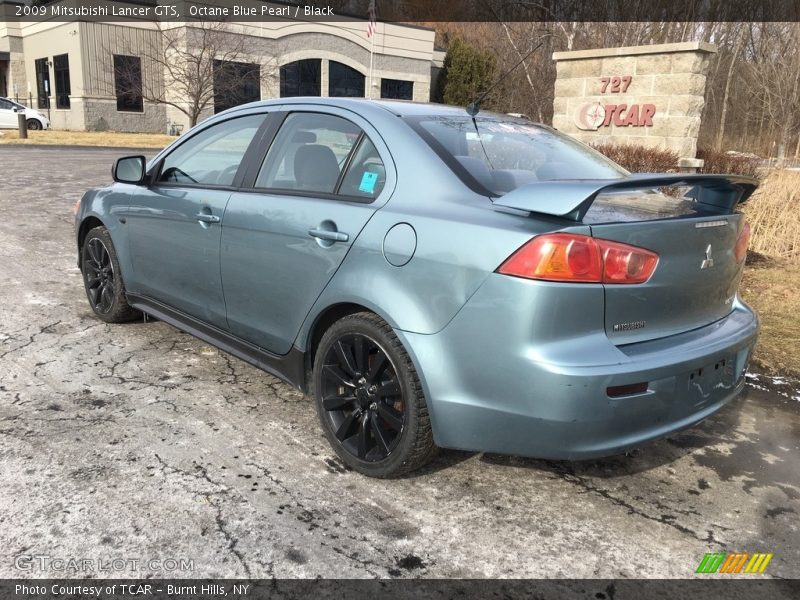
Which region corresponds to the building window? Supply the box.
[279,59,321,97]
[381,78,413,100]
[113,55,143,113]
[53,54,71,109]
[328,61,364,97]
[35,58,50,109]
[213,60,261,114]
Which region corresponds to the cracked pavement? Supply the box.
[1,146,799,580]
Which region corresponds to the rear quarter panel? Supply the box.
[294,108,591,346]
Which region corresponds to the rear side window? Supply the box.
[157,114,264,186]
[256,112,385,199]
[338,137,386,198]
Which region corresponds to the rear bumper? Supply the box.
[397,274,759,460]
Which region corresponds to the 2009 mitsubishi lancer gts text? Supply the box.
[74,98,759,478]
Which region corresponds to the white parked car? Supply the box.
[0,97,50,130]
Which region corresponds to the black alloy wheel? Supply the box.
[81,226,140,323]
[319,333,406,462]
[84,237,116,315]
[313,312,437,478]
[26,119,42,130]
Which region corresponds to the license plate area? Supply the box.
[687,356,736,406]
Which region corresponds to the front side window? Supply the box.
[35,58,49,109]
[157,115,265,186]
[113,55,143,113]
[53,53,71,109]
[0,99,13,110]
[407,116,627,195]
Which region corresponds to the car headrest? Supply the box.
[294,144,340,192]
[491,169,538,192]
[454,155,494,191]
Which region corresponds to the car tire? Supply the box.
[312,312,437,478]
[26,119,42,131]
[81,226,140,323]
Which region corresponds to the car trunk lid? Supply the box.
[492,174,758,344]
[591,213,745,344]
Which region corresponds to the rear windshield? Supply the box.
[406,116,626,196]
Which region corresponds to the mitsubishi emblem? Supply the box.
[700,244,714,269]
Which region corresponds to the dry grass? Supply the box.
[741,260,800,376]
[744,169,800,262]
[0,129,173,149]
[738,169,800,375]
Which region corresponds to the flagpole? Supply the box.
[367,0,376,99]
[368,33,375,99]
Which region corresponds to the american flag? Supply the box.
[367,0,377,38]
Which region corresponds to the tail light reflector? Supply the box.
[607,382,649,397]
[497,233,658,284]
[734,221,750,263]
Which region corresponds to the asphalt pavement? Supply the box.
[1,146,799,582]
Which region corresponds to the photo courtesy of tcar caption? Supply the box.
[16,584,251,595]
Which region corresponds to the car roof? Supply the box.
[226,97,512,120]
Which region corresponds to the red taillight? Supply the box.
[735,222,750,263]
[497,233,658,284]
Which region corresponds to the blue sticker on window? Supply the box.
[359,171,379,194]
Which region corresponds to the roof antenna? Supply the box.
[466,41,544,117]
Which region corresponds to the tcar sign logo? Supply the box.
[575,102,607,131]
[575,102,656,130]
[575,75,657,130]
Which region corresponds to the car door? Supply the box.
[124,113,268,329]
[0,99,18,128]
[221,108,394,354]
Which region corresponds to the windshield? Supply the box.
[407,116,627,196]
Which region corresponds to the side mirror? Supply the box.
[12,107,19,113]
[112,155,146,184]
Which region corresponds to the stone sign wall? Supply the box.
[552,41,717,167]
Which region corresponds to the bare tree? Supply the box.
[114,21,275,127]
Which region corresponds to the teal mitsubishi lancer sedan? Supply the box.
[75,98,759,477]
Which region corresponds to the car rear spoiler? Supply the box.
[492,174,759,222]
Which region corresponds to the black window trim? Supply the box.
[34,57,50,110]
[242,110,382,205]
[53,53,71,110]
[279,59,322,98]
[147,112,274,191]
[327,60,366,98]
[380,78,414,100]
[113,54,144,114]
[333,131,365,195]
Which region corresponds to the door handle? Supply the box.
[196,213,220,224]
[308,228,349,243]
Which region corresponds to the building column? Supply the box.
[320,59,329,97]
